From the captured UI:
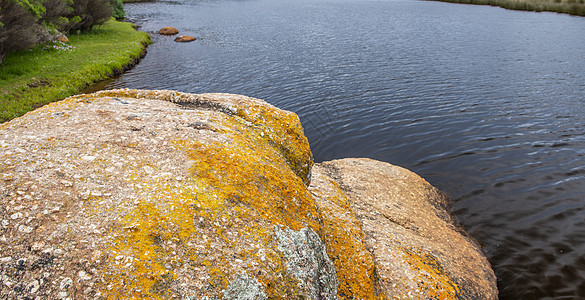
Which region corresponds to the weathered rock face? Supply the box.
[310,159,498,299]
[0,89,497,299]
[30,24,68,45]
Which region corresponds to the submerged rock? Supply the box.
[0,89,497,299]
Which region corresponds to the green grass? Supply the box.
[428,0,585,16]
[0,19,151,123]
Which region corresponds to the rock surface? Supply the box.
[29,24,68,45]
[0,89,497,299]
[174,35,196,43]
[55,34,68,43]
[310,159,498,299]
[158,27,179,35]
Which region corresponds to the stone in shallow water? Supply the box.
[174,35,196,43]
[158,26,179,35]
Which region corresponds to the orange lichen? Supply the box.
[310,175,381,300]
[401,247,462,299]
[98,178,200,299]
[93,89,314,183]
[173,123,318,232]
[93,90,321,298]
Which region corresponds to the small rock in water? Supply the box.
[158,27,179,35]
[174,35,196,43]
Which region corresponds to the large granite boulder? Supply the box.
[310,159,498,299]
[0,89,497,299]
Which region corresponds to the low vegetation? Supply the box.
[0,20,150,123]
[429,0,585,16]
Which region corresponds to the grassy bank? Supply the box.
[0,19,150,123]
[429,0,585,16]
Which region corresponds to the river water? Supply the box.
[93,0,585,297]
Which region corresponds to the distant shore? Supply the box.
[0,20,150,123]
[427,0,585,16]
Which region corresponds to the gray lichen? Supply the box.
[223,272,267,300]
[273,226,338,299]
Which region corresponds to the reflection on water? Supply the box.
[94,0,585,297]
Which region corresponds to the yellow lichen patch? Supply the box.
[98,174,262,298]
[310,172,380,300]
[98,178,201,299]
[208,266,230,291]
[92,92,323,298]
[173,125,319,232]
[92,89,314,183]
[256,250,304,298]
[401,247,462,299]
[228,102,313,183]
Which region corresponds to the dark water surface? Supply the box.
[95,0,585,297]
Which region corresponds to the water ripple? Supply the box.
[91,0,585,298]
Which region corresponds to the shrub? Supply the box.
[110,0,125,20]
[40,0,72,31]
[62,0,113,32]
[14,0,46,18]
[0,0,40,63]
